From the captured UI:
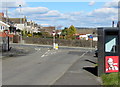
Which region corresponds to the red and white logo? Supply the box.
[105,56,119,73]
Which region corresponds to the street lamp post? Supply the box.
[19,5,23,43]
[19,5,22,24]
[5,2,10,51]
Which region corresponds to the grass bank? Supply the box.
[101,72,120,86]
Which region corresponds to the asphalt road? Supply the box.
[2,44,100,85]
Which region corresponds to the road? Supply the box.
[2,44,100,85]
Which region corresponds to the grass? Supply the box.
[101,72,120,86]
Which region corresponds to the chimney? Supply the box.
[0,12,4,17]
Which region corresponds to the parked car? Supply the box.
[94,50,98,57]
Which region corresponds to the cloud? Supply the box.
[6,1,119,27]
[89,1,95,6]
[42,10,61,17]
[88,7,117,17]
[1,0,26,8]
[15,7,49,15]
[69,12,81,16]
[104,0,119,8]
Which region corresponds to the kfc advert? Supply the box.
[105,56,119,73]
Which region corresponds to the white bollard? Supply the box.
[55,43,58,50]
[53,43,56,49]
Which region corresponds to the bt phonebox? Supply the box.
[98,27,120,76]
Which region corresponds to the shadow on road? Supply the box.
[83,66,98,76]
[84,59,97,64]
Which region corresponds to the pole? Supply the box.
[53,35,55,49]
[90,39,93,52]
[19,5,22,24]
[53,29,56,49]
[19,5,23,43]
[6,1,9,51]
[112,21,114,28]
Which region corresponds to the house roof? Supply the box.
[0,13,4,17]
[9,17,27,24]
[0,21,10,27]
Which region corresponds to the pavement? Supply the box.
[54,51,102,85]
[2,44,102,86]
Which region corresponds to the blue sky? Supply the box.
[27,2,104,13]
[1,0,119,28]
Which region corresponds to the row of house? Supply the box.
[0,12,58,36]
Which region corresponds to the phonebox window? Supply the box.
[105,31,119,53]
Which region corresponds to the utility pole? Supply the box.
[19,5,23,43]
[19,5,22,24]
[5,1,10,51]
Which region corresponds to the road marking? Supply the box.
[35,48,41,51]
[41,55,45,58]
[41,49,58,58]
[41,50,51,58]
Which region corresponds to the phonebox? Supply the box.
[98,27,120,76]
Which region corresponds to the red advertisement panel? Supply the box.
[105,56,119,73]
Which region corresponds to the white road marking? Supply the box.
[41,55,45,58]
[35,48,41,51]
[41,49,58,58]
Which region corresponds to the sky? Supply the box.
[0,0,119,28]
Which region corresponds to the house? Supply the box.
[0,13,16,34]
[0,21,10,32]
[0,21,10,51]
[9,17,27,31]
[26,21,40,33]
[0,21,14,38]
[39,26,55,35]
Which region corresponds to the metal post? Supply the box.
[8,36,9,51]
[19,5,23,43]
[53,29,56,49]
[5,1,9,51]
[19,5,22,24]
[53,35,55,49]
[112,21,114,28]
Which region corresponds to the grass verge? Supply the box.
[101,72,120,86]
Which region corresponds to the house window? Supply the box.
[3,26,4,30]
[0,26,2,30]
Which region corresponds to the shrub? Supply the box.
[27,34,32,37]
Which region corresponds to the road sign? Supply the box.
[88,35,93,40]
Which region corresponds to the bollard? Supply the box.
[55,43,58,50]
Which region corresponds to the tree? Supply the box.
[67,25,77,39]
[68,25,77,36]
[61,25,77,39]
